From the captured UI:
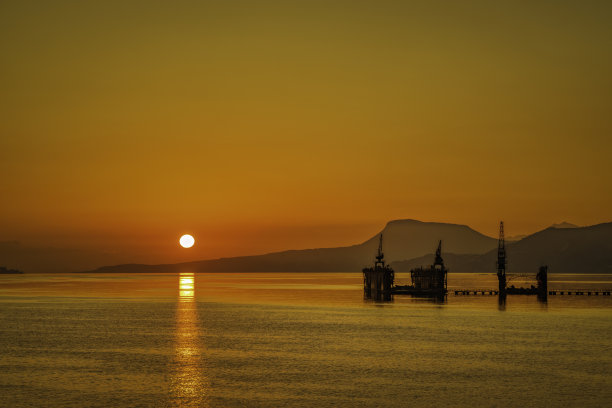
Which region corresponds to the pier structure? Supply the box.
[454,290,499,295]
[453,289,611,296]
[548,290,611,296]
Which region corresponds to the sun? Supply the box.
[179,234,195,248]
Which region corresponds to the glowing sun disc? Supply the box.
[179,234,195,248]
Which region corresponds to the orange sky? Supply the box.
[1,1,611,264]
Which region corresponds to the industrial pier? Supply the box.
[362,221,610,301]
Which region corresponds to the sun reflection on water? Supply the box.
[172,273,208,407]
[179,274,195,299]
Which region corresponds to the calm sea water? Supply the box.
[1,273,611,407]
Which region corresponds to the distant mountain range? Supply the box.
[86,219,612,274]
[393,222,612,274]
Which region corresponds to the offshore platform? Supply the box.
[362,235,394,301]
[393,240,448,296]
[362,236,447,300]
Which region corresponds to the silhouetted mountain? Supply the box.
[393,222,612,274]
[503,222,612,273]
[88,219,498,273]
[360,220,496,261]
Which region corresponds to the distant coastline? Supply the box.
[3,219,611,274]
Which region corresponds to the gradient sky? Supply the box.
[1,1,611,263]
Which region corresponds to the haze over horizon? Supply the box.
[2,1,611,264]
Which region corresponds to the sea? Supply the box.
[1,272,611,407]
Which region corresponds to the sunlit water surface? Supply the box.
[1,273,611,407]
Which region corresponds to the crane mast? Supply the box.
[375,234,385,268]
[497,221,507,294]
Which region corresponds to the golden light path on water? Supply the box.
[172,272,209,407]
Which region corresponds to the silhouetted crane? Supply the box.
[375,234,385,268]
[497,221,507,294]
[434,240,444,268]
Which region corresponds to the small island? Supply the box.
[0,266,24,274]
